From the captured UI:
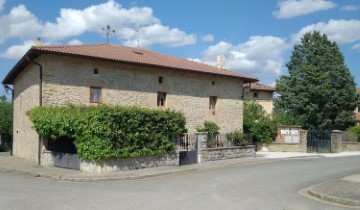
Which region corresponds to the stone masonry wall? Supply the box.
[342,143,360,151]
[258,130,307,152]
[41,54,244,133]
[12,64,40,161]
[80,154,178,173]
[201,145,255,162]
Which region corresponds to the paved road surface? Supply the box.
[0,156,359,210]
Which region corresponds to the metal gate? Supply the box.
[307,130,331,153]
[179,134,197,165]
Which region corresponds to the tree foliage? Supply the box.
[275,31,358,130]
[0,95,12,135]
[27,105,187,162]
[243,100,277,143]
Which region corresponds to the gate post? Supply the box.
[196,132,208,163]
[174,136,180,166]
[300,130,308,153]
[331,130,343,153]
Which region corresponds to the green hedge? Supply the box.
[27,105,187,161]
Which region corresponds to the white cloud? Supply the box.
[0,0,5,12]
[292,19,360,44]
[67,39,83,45]
[0,40,34,59]
[122,24,196,48]
[202,34,214,42]
[0,4,42,44]
[340,5,359,11]
[273,0,336,19]
[352,43,360,50]
[0,0,196,48]
[187,58,203,63]
[196,36,288,81]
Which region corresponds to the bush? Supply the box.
[226,130,248,146]
[348,125,360,143]
[27,105,187,162]
[196,121,220,136]
[244,100,278,143]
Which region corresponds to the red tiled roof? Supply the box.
[357,88,360,94]
[244,82,276,92]
[3,44,258,84]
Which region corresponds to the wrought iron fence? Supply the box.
[179,134,196,151]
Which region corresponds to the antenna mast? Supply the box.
[102,25,115,43]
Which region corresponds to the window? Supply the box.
[90,87,101,103]
[157,92,167,107]
[94,68,98,74]
[209,96,217,109]
[212,81,215,85]
[253,92,259,98]
[159,76,163,84]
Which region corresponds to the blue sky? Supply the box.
[0,0,359,96]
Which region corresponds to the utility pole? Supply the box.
[102,25,115,43]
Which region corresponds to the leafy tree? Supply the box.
[243,100,277,143]
[0,95,12,151]
[275,31,358,130]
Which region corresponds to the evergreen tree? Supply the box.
[275,31,358,130]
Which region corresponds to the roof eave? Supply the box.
[2,49,39,85]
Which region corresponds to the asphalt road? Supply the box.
[1,156,359,210]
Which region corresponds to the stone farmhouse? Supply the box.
[244,82,276,115]
[2,44,257,163]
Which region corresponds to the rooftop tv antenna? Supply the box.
[102,25,115,43]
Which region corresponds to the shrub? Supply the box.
[348,125,360,143]
[243,100,278,143]
[226,130,248,146]
[196,121,220,136]
[27,105,187,162]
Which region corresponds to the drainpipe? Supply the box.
[26,55,43,166]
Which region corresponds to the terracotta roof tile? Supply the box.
[244,82,276,91]
[30,44,257,82]
[357,88,360,94]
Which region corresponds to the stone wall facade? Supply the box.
[201,146,255,162]
[40,55,244,133]
[12,64,41,162]
[13,54,245,164]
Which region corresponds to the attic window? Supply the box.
[94,68,98,74]
[159,76,163,84]
[253,92,259,98]
[132,51,144,55]
[212,81,215,85]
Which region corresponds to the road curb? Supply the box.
[308,181,360,207]
[0,155,340,182]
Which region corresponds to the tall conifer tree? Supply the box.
[275,31,358,130]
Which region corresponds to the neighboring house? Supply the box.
[355,88,360,125]
[244,82,276,115]
[2,44,257,163]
